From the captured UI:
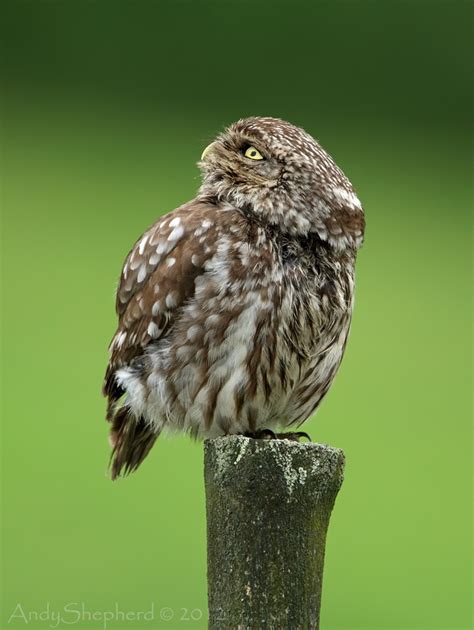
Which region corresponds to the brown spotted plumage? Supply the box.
[103,117,365,478]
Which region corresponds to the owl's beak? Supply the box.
[201,142,216,161]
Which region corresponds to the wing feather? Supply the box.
[103,198,220,401]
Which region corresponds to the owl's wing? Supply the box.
[103,198,221,405]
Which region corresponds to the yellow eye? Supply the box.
[244,146,264,160]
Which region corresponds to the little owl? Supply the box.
[103,117,365,478]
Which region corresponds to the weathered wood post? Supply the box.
[204,436,345,629]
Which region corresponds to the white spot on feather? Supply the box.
[165,292,178,309]
[156,240,172,255]
[147,322,160,338]
[113,331,127,349]
[168,224,184,241]
[187,325,201,342]
[138,235,149,255]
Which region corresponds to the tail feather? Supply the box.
[109,406,159,479]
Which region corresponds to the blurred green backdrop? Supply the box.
[1,1,472,629]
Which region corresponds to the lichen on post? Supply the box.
[204,435,345,630]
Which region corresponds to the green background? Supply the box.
[1,1,472,628]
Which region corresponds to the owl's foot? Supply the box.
[244,429,311,442]
[276,431,312,442]
[244,429,277,440]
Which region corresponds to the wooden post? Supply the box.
[204,436,345,630]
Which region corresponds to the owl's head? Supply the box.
[198,116,364,249]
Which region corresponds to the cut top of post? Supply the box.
[204,436,345,505]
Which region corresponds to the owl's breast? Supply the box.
[268,241,356,425]
[277,238,355,353]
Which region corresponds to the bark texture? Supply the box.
[205,436,345,630]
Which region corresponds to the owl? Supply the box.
[103,117,365,478]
